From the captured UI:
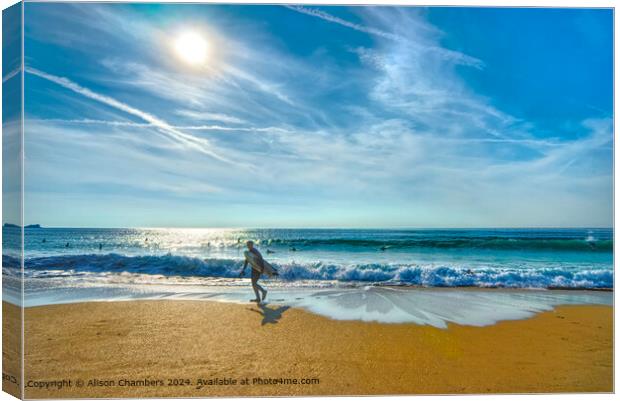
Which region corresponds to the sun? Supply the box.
[174,31,209,66]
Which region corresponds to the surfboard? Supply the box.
[244,250,278,277]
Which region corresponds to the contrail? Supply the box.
[25,67,230,162]
[2,66,21,83]
[29,118,293,134]
[284,5,402,42]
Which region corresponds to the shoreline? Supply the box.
[11,286,613,327]
[3,297,613,397]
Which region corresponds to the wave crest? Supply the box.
[6,253,613,289]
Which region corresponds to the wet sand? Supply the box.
[3,300,613,398]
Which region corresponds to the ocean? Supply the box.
[2,227,613,326]
[3,226,613,287]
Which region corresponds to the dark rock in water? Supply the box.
[25,224,42,229]
[3,223,19,228]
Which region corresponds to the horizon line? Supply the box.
[4,223,614,230]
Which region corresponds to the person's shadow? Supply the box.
[249,303,290,325]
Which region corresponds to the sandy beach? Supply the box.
[2,302,21,398]
[2,298,612,398]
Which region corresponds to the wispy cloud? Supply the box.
[99,58,309,129]
[25,67,229,162]
[24,119,225,199]
[285,5,484,69]
[175,110,247,125]
[225,65,296,106]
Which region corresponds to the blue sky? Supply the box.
[2,3,22,227]
[11,4,613,228]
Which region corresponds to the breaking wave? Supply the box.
[5,253,613,289]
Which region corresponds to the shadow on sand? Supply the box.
[249,303,290,325]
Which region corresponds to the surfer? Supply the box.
[239,240,268,303]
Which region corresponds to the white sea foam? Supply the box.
[9,253,614,289]
[11,281,612,328]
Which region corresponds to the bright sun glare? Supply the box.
[174,32,209,66]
